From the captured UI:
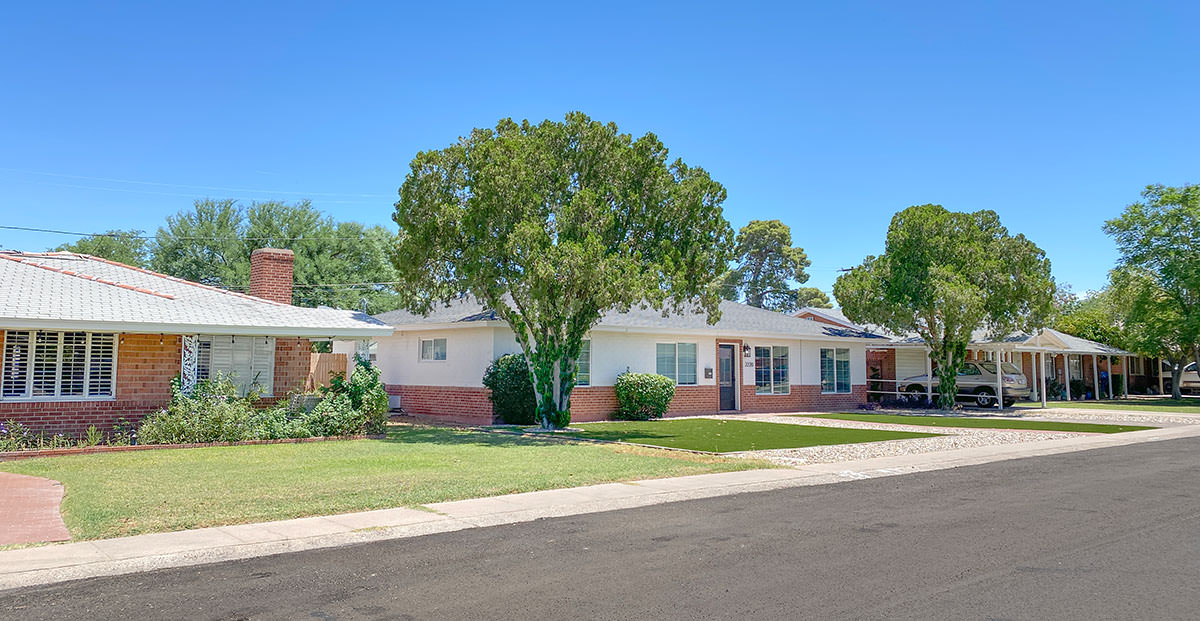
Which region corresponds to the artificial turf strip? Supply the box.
[0,426,761,541]
[1016,399,1200,414]
[565,418,938,453]
[803,413,1156,434]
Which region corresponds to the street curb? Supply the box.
[2,423,1198,592]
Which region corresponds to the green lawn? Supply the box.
[805,413,1155,434]
[0,426,761,541]
[565,418,938,453]
[1017,399,1200,414]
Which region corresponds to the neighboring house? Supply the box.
[0,248,392,435]
[873,328,1137,403]
[367,300,889,425]
[795,307,858,329]
[797,308,1142,402]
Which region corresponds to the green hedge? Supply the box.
[614,373,676,420]
[482,354,537,425]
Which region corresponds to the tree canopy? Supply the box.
[834,204,1054,408]
[149,199,402,312]
[718,219,827,311]
[1052,288,1127,348]
[391,112,734,428]
[53,229,150,267]
[1103,183,1200,397]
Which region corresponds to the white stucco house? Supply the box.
[358,299,888,425]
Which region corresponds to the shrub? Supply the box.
[482,354,537,425]
[303,393,368,437]
[247,406,313,440]
[138,376,258,445]
[321,357,390,434]
[614,373,676,420]
[1069,378,1087,400]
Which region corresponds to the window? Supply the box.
[656,342,697,385]
[419,338,447,361]
[1,331,116,399]
[576,340,591,386]
[1130,357,1144,375]
[820,347,851,394]
[196,335,275,396]
[754,346,790,394]
[1068,355,1082,379]
[960,363,982,376]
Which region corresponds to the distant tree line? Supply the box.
[52,199,402,314]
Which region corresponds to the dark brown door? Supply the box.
[718,344,736,411]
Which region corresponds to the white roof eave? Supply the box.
[1,318,394,338]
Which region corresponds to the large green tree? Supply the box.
[1053,287,1127,348]
[391,112,734,429]
[834,204,1054,409]
[719,219,824,311]
[1103,183,1200,397]
[52,229,150,267]
[1110,268,1190,398]
[151,199,402,312]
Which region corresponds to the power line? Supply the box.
[0,167,394,199]
[0,224,395,242]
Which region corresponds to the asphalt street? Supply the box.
[3,436,1199,620]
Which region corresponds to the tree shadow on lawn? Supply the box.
[379,425,596,449]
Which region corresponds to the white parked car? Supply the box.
[900,361,1030,408]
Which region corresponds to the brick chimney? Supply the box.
[248,248,294,304]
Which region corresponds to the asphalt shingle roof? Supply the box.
[0,252,391,336]
[375,298,888,340]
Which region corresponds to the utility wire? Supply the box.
[0,167,393,198]
[0,224,394,242]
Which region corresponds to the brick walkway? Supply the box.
[0,472,71,545]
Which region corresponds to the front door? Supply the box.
[718,344,737,411]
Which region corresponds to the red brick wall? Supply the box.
[569,386,619,422]
[0,332,178,436]
[866,348,896,401]
[0,333,314,435]
[263,337,310,405]
[386,384,496,425]
[248,248,295,304]
[740,384,867,413]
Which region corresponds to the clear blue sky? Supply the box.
[2,1,1197,300]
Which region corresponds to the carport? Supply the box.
[866,328,1136,409]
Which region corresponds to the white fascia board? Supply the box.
[383,321,507,332]
[381,321,886,343]
[0,318,395,338]
[587,325,887,343]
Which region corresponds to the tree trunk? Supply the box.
[1171,359,1184,400]
[931,340,966,410]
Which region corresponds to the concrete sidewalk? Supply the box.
[3,422,1199,592]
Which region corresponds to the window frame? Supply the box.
[1,330,118,401]
[655,342,698,386]
[1130,357,1144,375]
[575,339,591,386]
[754,345,790,395]
[195,335,276,397]
[418,338,447,362]
[819,347,852,394]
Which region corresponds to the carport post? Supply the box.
[925,349,933,404]
[1123,355,1130,398]
[1039,351,1048,408]
[1107,358,1115,399]
[1092,354,1100,401]
[1158,358,1164,395]
[995,346,1004,409]
[1064,354,1072,401]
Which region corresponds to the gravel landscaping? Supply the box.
[711,411,1154,467]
